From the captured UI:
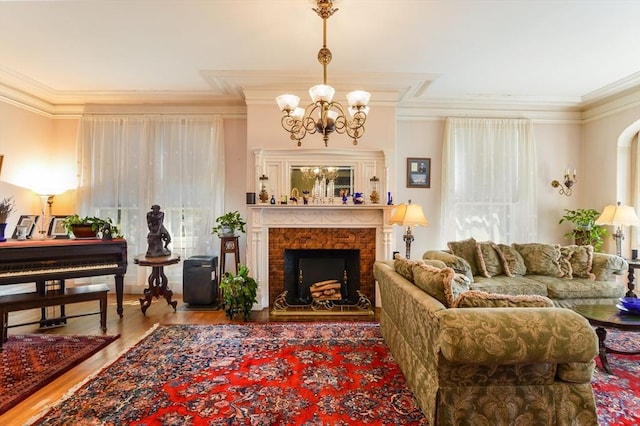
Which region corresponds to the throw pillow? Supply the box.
[393,253,423,282]
[476,241,504,277]
[560,245,596,280]
[412,263,470,307]
[512,243,563,277]
[423,250,474,283]
[447,238,480,276]
[493,243,527,277]
[452,290,555,308]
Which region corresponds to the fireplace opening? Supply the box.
[284,249,360,306]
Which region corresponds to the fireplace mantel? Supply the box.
[247,205,395,309]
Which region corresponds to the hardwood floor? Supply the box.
[2,294,379,425]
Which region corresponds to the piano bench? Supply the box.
[0,283,110,349]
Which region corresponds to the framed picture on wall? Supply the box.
[48,215,70,239]
[11,215,39,239]
[406,158,431,188]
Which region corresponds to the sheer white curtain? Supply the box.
[77,115,225,289]
[441,117,537,245]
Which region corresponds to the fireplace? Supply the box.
[246,205,395,312]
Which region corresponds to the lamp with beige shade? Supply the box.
[389,200,429,259]
[595,201,640,257]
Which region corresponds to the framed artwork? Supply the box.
[406,157,431,188]
[12,215,39,239]
[48,215,70,239]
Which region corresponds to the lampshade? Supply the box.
[389,202,429,227]
[346,90,371,108]
[309,84,335,103]
[595,202,640,227]
[276,94,300,112]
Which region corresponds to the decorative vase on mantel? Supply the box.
[0,223,6,242]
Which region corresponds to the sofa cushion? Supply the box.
[447,238,480,276]
[471,275,549,296]
[561,245,596,280]
[393,254,423,282]
[453,290,554,308]
[534,275,625,300]
[493,243,527,276]
[512,243,564,277]
[412,263,470,307]
[423,250,474,282]
[476,241,504,277]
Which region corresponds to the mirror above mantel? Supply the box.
[253,149,389,204]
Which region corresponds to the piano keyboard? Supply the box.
[0,263,119,278]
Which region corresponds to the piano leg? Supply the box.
[115,274,124,318]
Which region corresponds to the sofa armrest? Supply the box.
[591,253,628,281]
[437,307,597,365]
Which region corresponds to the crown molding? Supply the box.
[1,67,638,123]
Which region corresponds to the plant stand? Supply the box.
[219,236,239,280]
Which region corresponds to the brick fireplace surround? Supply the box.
[268,227,376,306]
[246,205,395,310]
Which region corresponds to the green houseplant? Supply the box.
[220,264,258,321]
[211,211,246,237]
[62,214,123,239]
[559,208,608,252]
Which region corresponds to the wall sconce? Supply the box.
[551,168,576,196]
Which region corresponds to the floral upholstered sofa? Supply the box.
[423,239,629,307]
[372,247,615,425]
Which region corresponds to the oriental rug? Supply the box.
[592,328,640,426]
[27,323,639,426]
[30,322,427,425]
[0,333,119,415]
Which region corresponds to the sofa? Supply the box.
[423,239,629,307]
[372,245,625,425]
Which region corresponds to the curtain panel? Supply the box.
[76,115,225,289]
[441,117,537,246]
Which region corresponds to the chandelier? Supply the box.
[275,0,371,147]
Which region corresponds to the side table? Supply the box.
[134,253,181,315]
[626,258,640,298]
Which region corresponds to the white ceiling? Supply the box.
[1,0,639,110]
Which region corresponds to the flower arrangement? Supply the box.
[0,197,15,223]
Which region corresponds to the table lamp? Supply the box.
[389,200,429,259]
[595,201,640,257]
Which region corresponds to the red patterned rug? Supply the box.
[30,323,427,425]
[592,328,640,426]
[26,323,639,425]
[0,333,119,415]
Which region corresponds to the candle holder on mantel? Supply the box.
[369,176,380,204]
[258,174,270,203]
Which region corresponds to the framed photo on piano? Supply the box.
[48,215,70,239]
[12,215,39,239]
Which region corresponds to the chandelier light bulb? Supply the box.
[276,94,300,113]
[309,84,335,103]
[346,90,370,107]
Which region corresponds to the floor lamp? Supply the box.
[389,200,429,259]
[595,201,640,257]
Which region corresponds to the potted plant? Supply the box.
[62,214,123,239]
[219,264,258,321]
[211,211,246,237]
[0,197,15,242]
[559,208,608,251]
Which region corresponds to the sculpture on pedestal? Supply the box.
[146,204,171,257]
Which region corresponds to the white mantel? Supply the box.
[247,205,395,309]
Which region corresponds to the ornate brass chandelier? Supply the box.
[276,0,370,147]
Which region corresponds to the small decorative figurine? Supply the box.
[146,204,171,257]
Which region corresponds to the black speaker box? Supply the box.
[183,255,218,305]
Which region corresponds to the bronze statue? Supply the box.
[146,204,171,257]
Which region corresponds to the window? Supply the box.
[77,115,225,287]
[441,118,537,245]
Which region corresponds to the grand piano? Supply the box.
[0,238,128,318]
